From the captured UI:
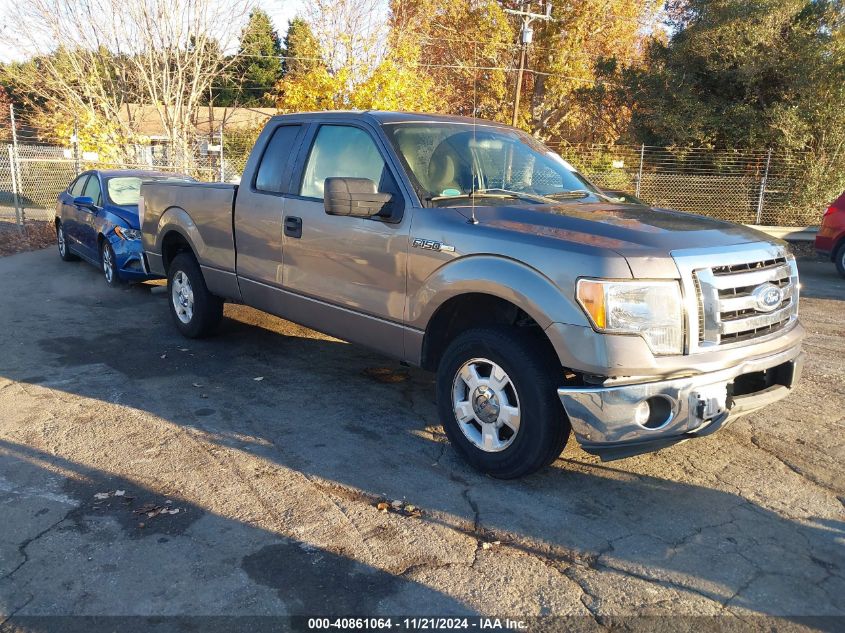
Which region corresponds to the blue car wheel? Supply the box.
[101,241,123,287]
[56,222,79,262]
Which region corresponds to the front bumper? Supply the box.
[110,235,162,281]
[558,345,805,461]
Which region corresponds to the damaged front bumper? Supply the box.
[558,346,805,461]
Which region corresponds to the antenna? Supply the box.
[469,39,479,225]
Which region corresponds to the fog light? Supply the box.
[634,401,651,426]
[634,396,674,429]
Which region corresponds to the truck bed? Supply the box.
[140,180,238,278]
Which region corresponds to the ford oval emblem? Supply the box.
[752,283,783,312]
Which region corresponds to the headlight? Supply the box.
[114,226,142,240]
[576,279,684,355]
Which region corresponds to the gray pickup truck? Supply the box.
[140,111,805,478]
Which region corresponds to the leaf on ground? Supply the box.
[362,367,409,383]
[253,376,264,381]
[160,354,167,359]
[94,492,111,500]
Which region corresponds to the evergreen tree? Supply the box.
[235,9,283,106]
[280,17,322,77]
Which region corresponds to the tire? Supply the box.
[100,241,123,288]
[835,242,845,279]
[167,252,223,338]
[56,221,78,262]
[436,326,570,479]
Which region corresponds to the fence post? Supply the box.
[635,143,645,198]
[8,144,22,229]
[73,117,80,175]
[8,105,24,228]
[755,148,772,225]
[218,124,225,183]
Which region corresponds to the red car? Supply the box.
[816,190,845,278]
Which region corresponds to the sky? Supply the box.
[0,0,306,63]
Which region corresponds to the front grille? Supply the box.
[691,255,798,349]
[711,256,787,276]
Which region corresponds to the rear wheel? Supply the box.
[167,252,223,338]
[436,326,570,479]
[835,242,845,279]
[56,222,78,262]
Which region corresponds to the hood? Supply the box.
[470,201,782,277]
[106,204,140,228]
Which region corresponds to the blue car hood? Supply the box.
[107,204,140,228]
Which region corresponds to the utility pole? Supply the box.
[505,1,553,128]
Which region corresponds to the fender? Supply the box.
[155,207,208,265]
[408,254,590,332]
[153,207,242,301]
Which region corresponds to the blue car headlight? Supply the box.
[114,226,142,241]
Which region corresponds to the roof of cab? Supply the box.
[269,110,513,128]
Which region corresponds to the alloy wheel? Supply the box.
[171,270,194,324]
[102,245,114,283]
[452,357,521,452]
[57,225,66,257]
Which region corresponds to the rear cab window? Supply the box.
[254,125,302,194]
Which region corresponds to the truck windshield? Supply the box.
[383,122,603,207]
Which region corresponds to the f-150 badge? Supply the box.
[412,238,455,253]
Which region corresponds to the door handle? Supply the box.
[284,216,302,239]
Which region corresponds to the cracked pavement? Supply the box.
[0,249,843,628]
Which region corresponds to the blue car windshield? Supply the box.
[106,177,146,205]
[383,122,602,207]
[106,176,193,205]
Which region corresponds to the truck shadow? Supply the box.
[0,251,843,624]
[0,439,474,622]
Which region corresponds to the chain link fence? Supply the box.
[0,142,238,223]
[552,144,835,227]
[0,138,836,228]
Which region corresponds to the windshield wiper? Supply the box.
[430,188,553,204]
[546,189,616,202]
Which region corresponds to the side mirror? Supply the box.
[73,196,95,208]
[324,178,392,218]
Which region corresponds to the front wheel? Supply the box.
[101,241,123,287]
[167,252,223,338]
[436,327,570,479]
[835,243,845,279]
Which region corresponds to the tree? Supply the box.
[627,0,845,149]
[389,0,516,120]
[273,9,442,113]
[281,17,323,77]
[524,0,661,142]
[624,0,845,216]
[2,0,251,162]
[231,9,284,106]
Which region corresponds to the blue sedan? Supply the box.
[55,170,193,286]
